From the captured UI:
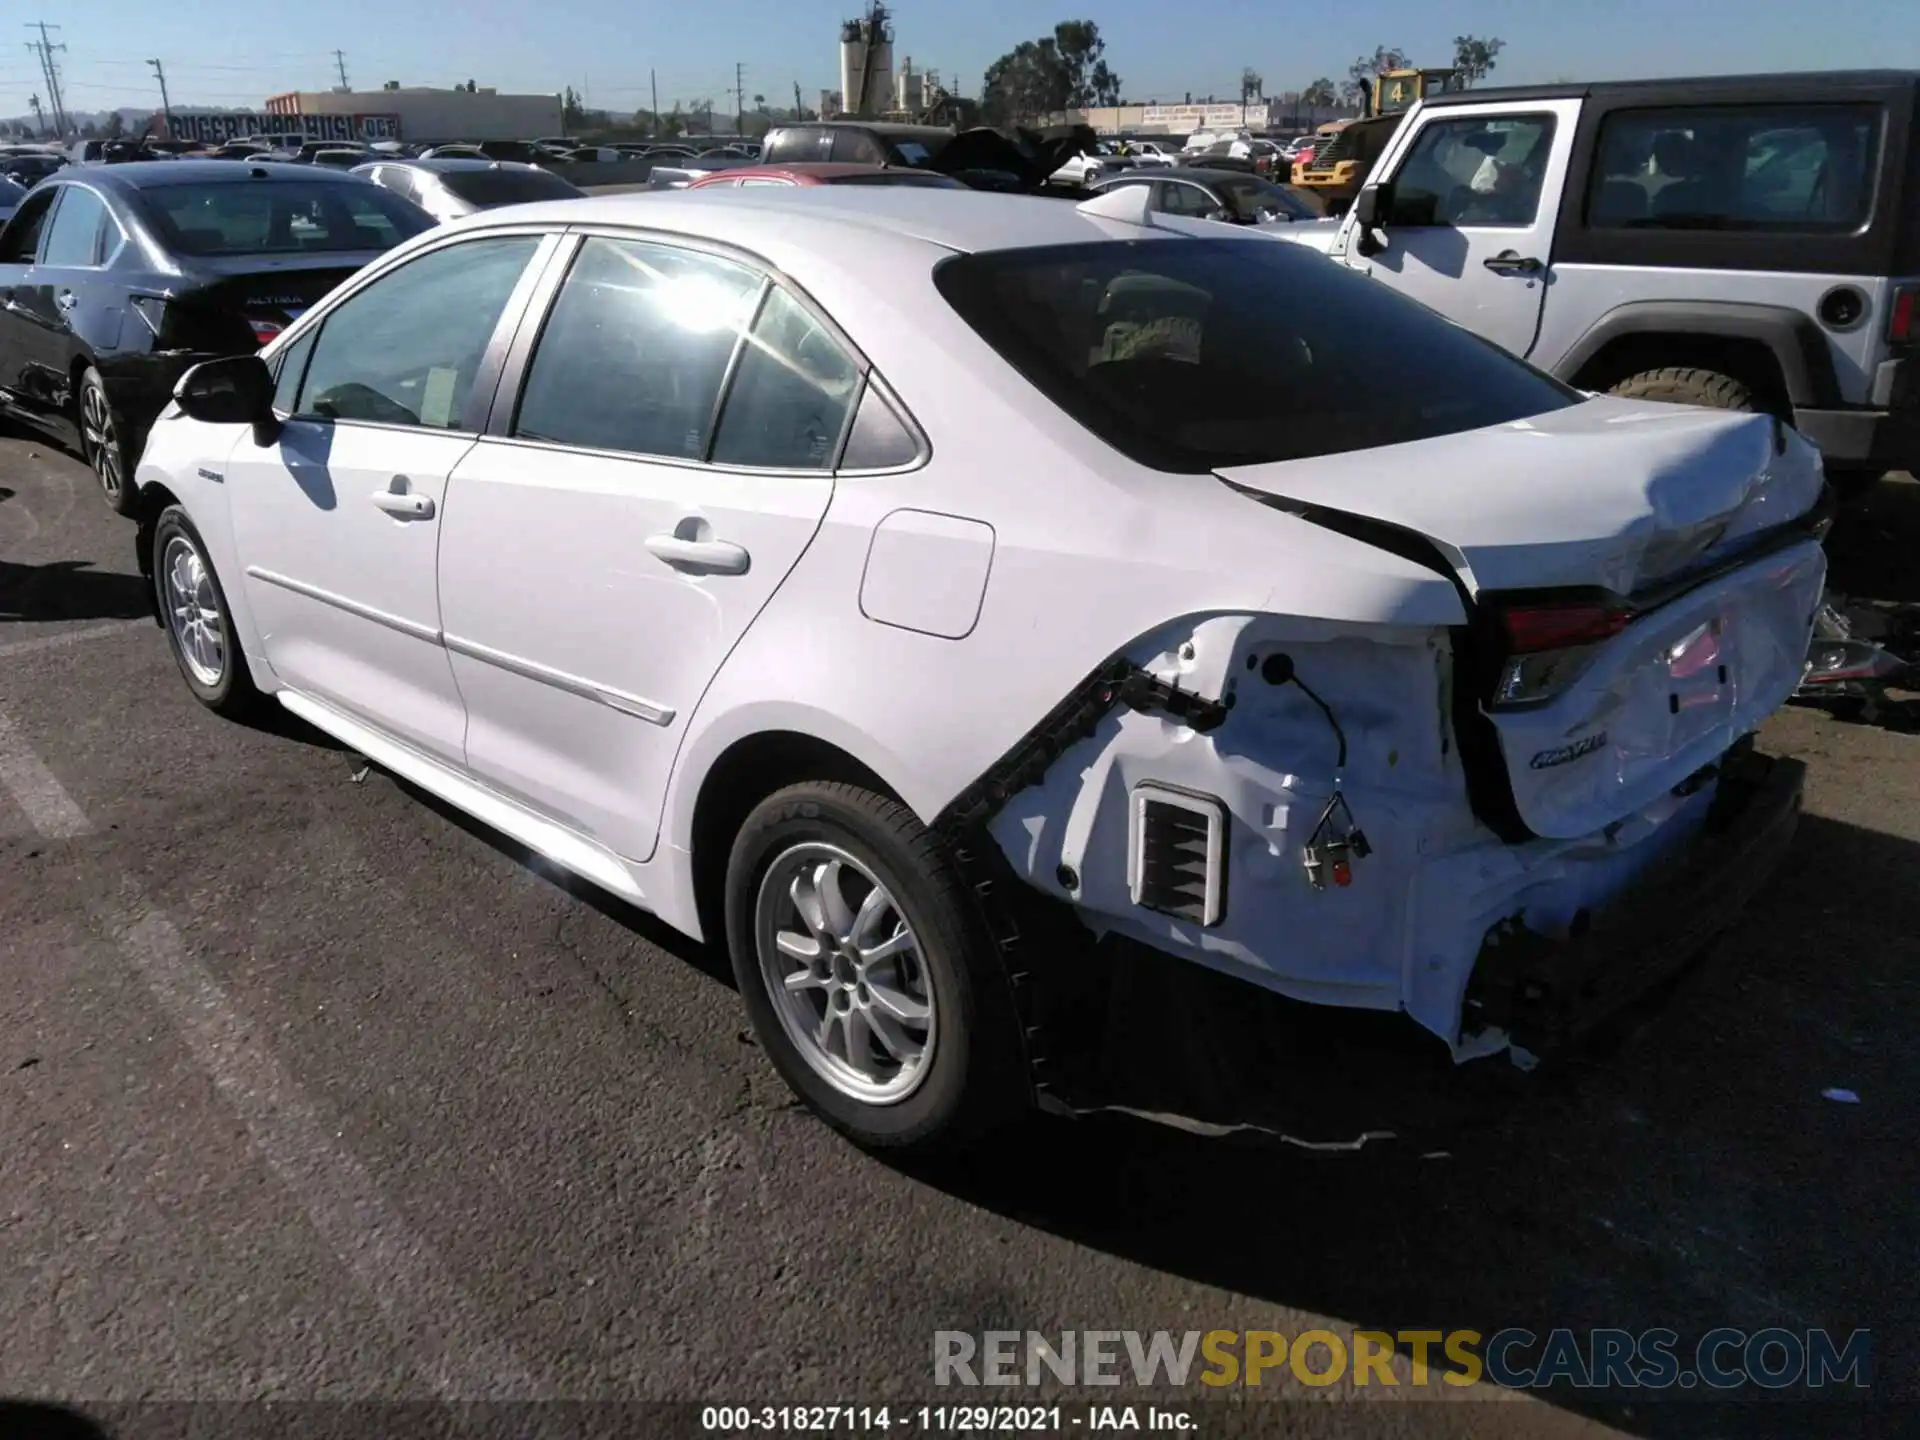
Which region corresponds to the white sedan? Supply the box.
[132,185,1824,1152]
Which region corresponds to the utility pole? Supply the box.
[793,80,803,120]
[332,49,350,90]
[733,62,745,136]
[148,57,175,137]
[649,69,659,136]
[24,22,69,136]
[29,93,45,139]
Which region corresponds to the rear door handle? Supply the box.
[371,485,434,520]
[1483,251,1543,275]
[54,291,76,311]
[645,533,750,575]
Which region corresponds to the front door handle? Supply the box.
[54,291,77,311]
[645,532,750,575]
[371,484,434,520]
[1483,250,1543,275]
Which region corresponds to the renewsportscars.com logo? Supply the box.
[934,1328,1872,1392]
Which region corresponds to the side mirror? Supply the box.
[1353,183,1389,228]
[1204,207,1232,224]
[175,354,280,444]
[1353,183,1391,256]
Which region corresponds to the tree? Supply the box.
[1343,45,1407,107]
[104,111,125,139]
[983,19,1120,123]
[1300,77,1338,109]
[1452,35,1506,88]
[562,86,585,127]
[981,39,1065,125]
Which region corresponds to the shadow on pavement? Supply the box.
[884,811,1917,1439]
[0,558,151,624]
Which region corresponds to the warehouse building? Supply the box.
[261,86,563,143]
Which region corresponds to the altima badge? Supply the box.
[1530,732,1608,770]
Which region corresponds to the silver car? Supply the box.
[351,158,586,224]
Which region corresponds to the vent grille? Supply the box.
[1128,785,1227,926]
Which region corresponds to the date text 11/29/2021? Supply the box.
[701,1406,1196,1432]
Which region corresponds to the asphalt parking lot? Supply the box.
[3,431,1916,1440]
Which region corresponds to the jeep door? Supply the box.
[1339,99,1582,360]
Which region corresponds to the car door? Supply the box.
[436,232,854,862]
[224,229,553,763]
[8,182,123,421]
[1339,100,1581,359]
[0,184,58,402]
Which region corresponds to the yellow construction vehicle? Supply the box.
[1291,67,1463,213]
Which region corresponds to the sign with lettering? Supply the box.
[166,112,403,145]
[1137,103,1257,135]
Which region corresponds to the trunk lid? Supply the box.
[164,255,376,351]
[1217,398,1829,839]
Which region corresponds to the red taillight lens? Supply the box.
[1500,603,1635,654]
[247,318,284,346]
[1890,285,1916,346]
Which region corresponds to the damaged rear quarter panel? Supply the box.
[986,616,1468,1013]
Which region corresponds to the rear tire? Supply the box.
[152,505,265,721]
[78,366,137,517]
[1608,366,1756,413]
[724,781,1028,1153]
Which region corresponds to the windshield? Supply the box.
[934,239,1580,473]
[438,167,585,205]
[0,178,25,204]
[138,180,432,257]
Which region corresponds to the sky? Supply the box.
[3,0,1916,120]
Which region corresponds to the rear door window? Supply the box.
[512,236,763,460]
[709,286,861,469]
[934,238,1578,473]
[1587,104,1880,231]
[40,185,109,266]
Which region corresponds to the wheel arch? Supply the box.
[682,722,913,953]
[1553,301,1840,413]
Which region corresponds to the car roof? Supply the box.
[68,159,378,190]
[773,120,956,142]
[442,185,1221,258]
[1421,68,1920,108]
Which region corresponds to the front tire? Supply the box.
[152,506,264,720]
[724,781,1027,1152]
[78,367,137,517]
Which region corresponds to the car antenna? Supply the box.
[1075,183,1156,228]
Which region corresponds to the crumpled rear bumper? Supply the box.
[1461,749,1805,1056]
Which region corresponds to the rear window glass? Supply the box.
[1588,104,1881,231]
[139,180,431,256]
[438,168,583,206]
[934,239,1579,474]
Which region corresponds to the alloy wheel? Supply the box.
[80,382,121,505]
[162,535,225,687]
[754,842,936,1105]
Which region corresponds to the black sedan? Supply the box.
[0,160,432,514]
[1085,167,1325,225]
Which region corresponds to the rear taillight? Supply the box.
[246,317,284,346]
[1890,285,1916,347]
[1491,601,1635,706]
